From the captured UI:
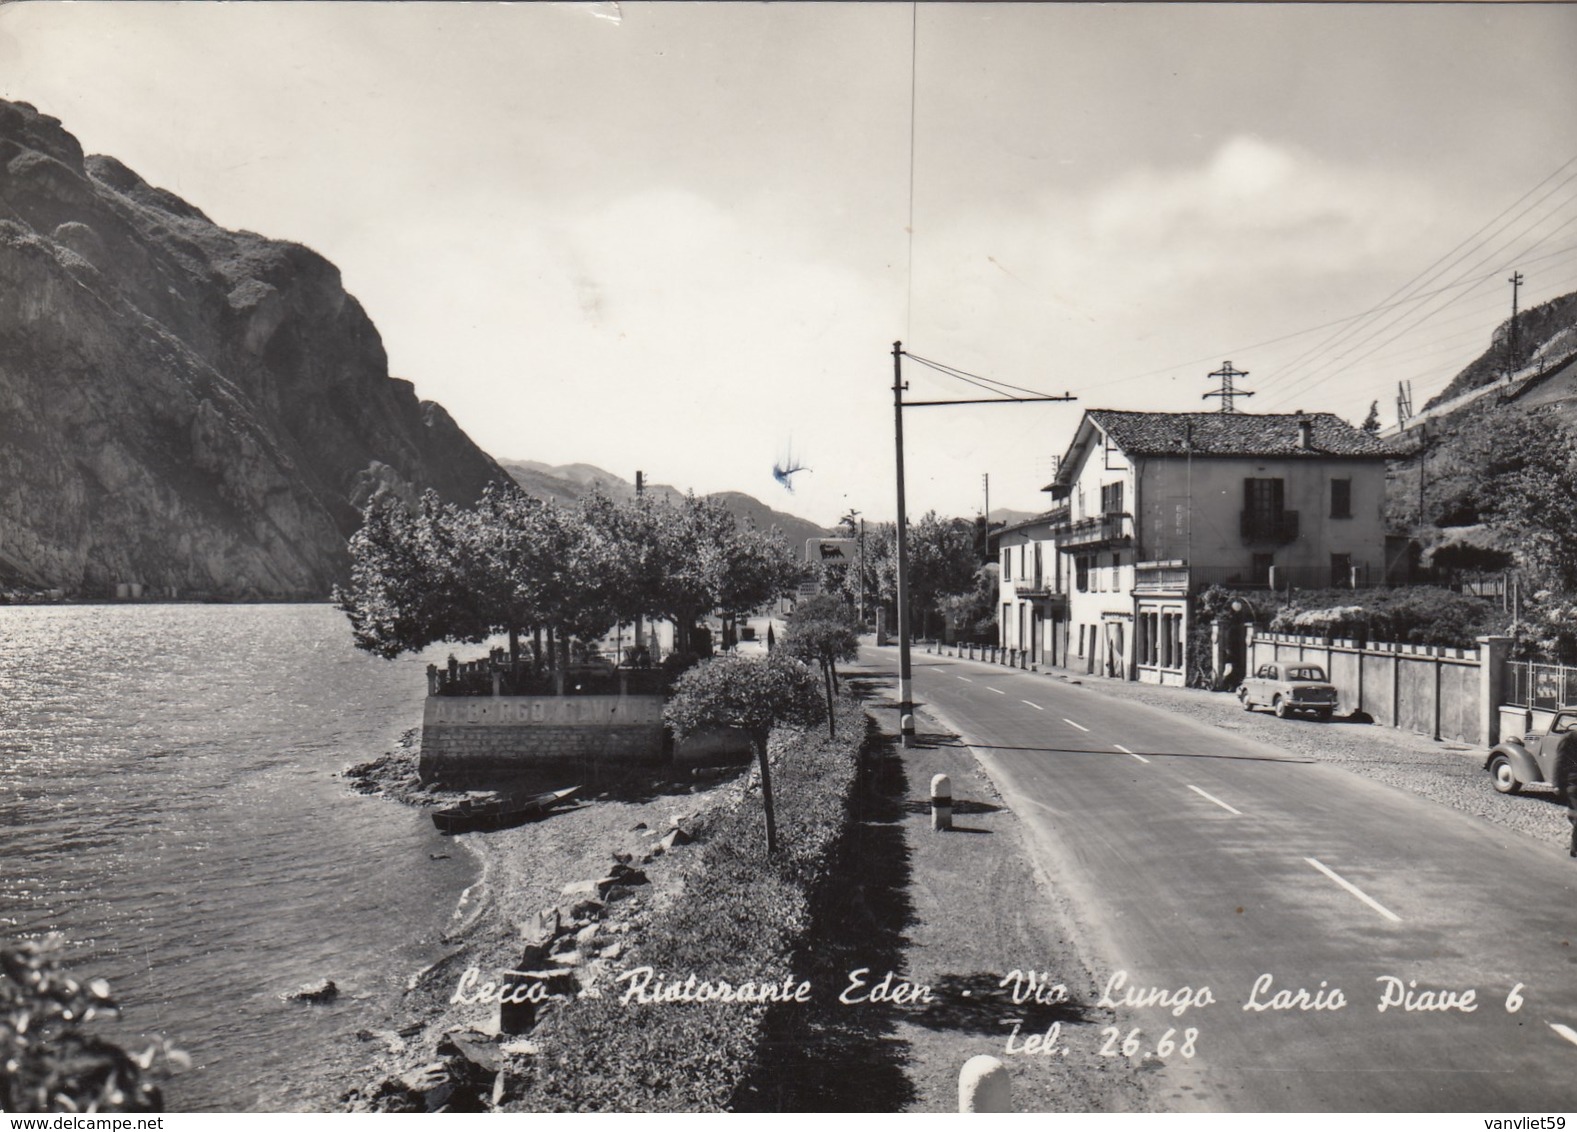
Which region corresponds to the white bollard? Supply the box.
[930,773,952,831]
[958,1055,1012,1112]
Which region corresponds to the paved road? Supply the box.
[864,646,1577,1112]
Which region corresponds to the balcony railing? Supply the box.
[1061,512,1134,550]
[1014,578,1050,598]
[1240,509,1299,544]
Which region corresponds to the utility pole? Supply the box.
[892,342,915,745]
[634,470,645,654]
[859,516,867,627]
[890,341,1076,747]
[1203,361,1252,413]
[1507,271,1525,377]
[982,472,991,562]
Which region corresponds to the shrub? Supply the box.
[516,698,866,1112]
[1267,586,1506,647]
[1,937,184,1113]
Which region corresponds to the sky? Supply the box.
[3,2,1576,528]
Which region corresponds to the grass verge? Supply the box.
[510,695,868,1112]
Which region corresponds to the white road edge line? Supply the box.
[1113,743,1149,764]
[1063,718,1090,732]
[1187,784,1243,815]
[1022,700,1043,710]
[988,687,1006,695]
[1549,1023,1577,1048]
[1304,857,1402,923]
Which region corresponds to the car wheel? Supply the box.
[1239,688,1254,711]
[1488,753,1522,795]
[1273,696,1291,719]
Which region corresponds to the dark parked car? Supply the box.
[1238,663,1339,720]
[1485,707,1577,802]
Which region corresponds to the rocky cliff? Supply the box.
[0,100,507,597]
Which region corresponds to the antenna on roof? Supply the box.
[1203,361,1253,413]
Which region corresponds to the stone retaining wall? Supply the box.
[419,694,668,783]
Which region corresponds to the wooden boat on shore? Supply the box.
[432,786,581,835]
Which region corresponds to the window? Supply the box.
[1331,553,1353,588]
[1075,555,1090,593]
[1001,547,1012,581]
[1244,477,1285,516]
[1101,481,1125,515]
[1252,553,1274,585]
[1330,478,1352,519]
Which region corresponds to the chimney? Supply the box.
[1297,415,1313,450]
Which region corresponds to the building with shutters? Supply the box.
[998,409,1394,686]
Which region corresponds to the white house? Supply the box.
[1000,409,1393,686]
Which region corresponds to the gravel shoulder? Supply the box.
[842,669,1155,1114]
[338,733,745,1110]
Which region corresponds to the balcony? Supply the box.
[1134,562,1190,596]
[1061,512,1134,551]
[1014,578,1051,598]
[1240,509,1299,544]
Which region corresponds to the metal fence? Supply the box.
[1505,660,1577,711]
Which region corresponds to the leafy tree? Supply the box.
[664,654,824,855]
[783,596,860,736]
[904,511,981,639]
[1,937,186,1113]
[336,490,490,660]
[938,562,1000,642]
[338,486,801,673]
[1361,401,1381,434]
[1477,413,1577,593]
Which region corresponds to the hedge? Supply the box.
[514,695,867,1111]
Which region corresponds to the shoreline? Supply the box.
[338,732,747,1112]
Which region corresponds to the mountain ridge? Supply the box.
[0,98,507,597]
[493,459,833,554]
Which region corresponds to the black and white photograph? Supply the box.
[2,0,1577,1117]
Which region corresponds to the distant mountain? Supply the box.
[990,508,1039,528]
[494,460,831,557]
[1424,291,1577,410]
[0,99,505,597]
[1387,287,1577,545]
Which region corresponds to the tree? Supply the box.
[937,562,1000,642]
[336,490,491,660]
[339,487,801,672]
[1361,401,1381,434]
[1471,411,1577,592]
[904,512,981,639]
[664,654,824,854]
[1,937,185,1113]
[783,595,860,736]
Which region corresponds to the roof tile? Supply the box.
[1087,410,1394,458]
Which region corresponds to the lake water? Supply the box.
[0,603,476,1111]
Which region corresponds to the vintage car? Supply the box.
[1238,662,1340,720]
[1485,707,1576,802]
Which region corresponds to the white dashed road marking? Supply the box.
[1187,784,1243,815]
[1063,718,1089,732]
[1549,1023,1577,1049]
[988,687,1006,695]
[1304,857,1402,923]
[957,676,973,682]
[1114,744,1149,764]
[1022,700,1043,710]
